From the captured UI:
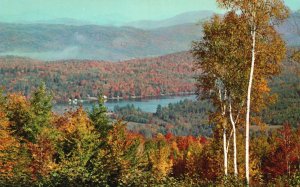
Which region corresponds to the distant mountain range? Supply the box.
[0,22,201,61]
[0,10,299,61]
[125,10,214,29]
[32,18,93,26]
[276,11,300,46]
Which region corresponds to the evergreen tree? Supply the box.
[30,82,53,129]
[156,104,162,117]
[89,94,111,137]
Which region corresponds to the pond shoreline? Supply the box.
[55,92,196,105]
[53,94,197,114]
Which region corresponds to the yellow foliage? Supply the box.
[0,109,22,179]
[148,133,173,178]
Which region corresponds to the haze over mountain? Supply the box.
[0,10,299,61]
[0,10,208,61]
[276,11,300,46]
[0,22,201,61]
[125,10,214,29]
[31,18,93,26]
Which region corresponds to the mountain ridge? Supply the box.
[0,22,201,61]
[125,10,214,29]
[0,10,299,61]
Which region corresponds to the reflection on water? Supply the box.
[54,95,196,113]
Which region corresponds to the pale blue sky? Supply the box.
[0,0,299,25]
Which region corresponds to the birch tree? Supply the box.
[193,13,248,177]
[217,0,289,185]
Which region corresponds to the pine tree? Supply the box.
[156,104,162,117]
[89,95,111,137]
[30,82,53,129]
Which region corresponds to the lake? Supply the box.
[54,95,196,113]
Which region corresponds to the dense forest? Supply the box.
[113,99,213,138]
[0,52,298,127]
[0,32,298,187]
[0,0,300,186]
[0,53,300,129]
[262,58,300,126]
[0,86,299,186]
[112,66,299,136]
[0,52,195,102]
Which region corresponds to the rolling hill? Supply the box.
[0,52,195,102]
[0,22,202,61]
[0,11,299,61]
[0,50,298,126]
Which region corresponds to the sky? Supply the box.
[0,0,299,25]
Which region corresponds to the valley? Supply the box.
[0,2,299,185]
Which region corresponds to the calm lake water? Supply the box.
[54,95,196,113]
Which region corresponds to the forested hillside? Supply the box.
[0,0,299,185]
[113,99,213,137]
[0,52,195,102]
[0,51,298,127]
[262,58,300,126]
[0,86,299,186]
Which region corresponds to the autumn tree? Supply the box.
[263,124,299,180]
[215,0,289,184]
[53,107,101,186]
[0,90,19,183]
[5,83,54,144]
[0,90,32,185]
[26,136,57,185]
[193,12,249,178]
[92,120,146,186]
[145,133,173,180]
[6,93,35,142]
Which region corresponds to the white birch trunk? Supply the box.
[218,85,229,176]
[223,127,228,176]
[246,28,256,185]
[232,123,238,177]
[229,101,238,177]
[218,86,229,176]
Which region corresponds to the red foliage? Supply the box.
[27,137,56,181]
[263,123,299,179]
[0,52,195,102]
